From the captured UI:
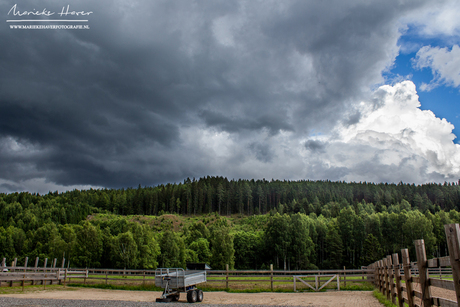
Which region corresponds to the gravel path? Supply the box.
[0,288,382,306]
[0,297,313,307]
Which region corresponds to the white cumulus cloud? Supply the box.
[305,81,460,183]
[408,0,460,37]
[414,45,460,91]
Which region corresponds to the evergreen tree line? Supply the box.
[2,177,460,217]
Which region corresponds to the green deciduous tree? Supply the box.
[75,221,103,268]
[289,213,314,269]
[188,238,212,263]
[233,230,263,269]
[323,219,343,269]
[114,231,138,268]
[265,213,291,270]
[209,219,234,269]
[186,221,209,245]
[402,210,436,258]
[159,231,186,268]
[362,233,383,264]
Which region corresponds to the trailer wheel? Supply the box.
[187,289,198,303]
[197,289,204,302]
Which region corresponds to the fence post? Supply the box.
[392,253,403,307]
[377,260,382,292]
[10,260,15,287]
[21,257,28,288]
[43,258,48,285]
[381,259,385,294]
[343,266,346,287]
[270,264,273,291]
[415,239,432,307]
[376,261,380,287]
[226,264,229,289]
[373,262,378,287]
[337,274,340,291]
[401,249,415,307]
[31,257,38,286]
[383,257,390,300]
[376,261,380,291]
[1,256,5,286]
[444,223,460,306]
[51,258,57,285]
[64,268,68,287]
[387,255,396,305]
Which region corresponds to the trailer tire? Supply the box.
[187,289,198,303]
[197,289,204,302]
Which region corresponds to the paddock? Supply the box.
[0,287,383,306]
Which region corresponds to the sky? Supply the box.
[1,0,460,194]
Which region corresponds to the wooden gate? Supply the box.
[293,275,339,291]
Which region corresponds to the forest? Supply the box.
[1,176,460,271]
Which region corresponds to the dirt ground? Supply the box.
[0,288,385,306]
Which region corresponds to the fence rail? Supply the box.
[1,263,371,291]
[369,223,460,307]
[76,267,368,290]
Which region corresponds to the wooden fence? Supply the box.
[0,255,87,288]
[63,266,369,291]
[370,223,460,307]
[204,265,367,290]
[1,262,371,291]
[0,267,87,288]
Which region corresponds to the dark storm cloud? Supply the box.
[0,183,22,192]
[200,110,293,134]
[0,0,437,192]
[248,142,274,163]
[304,140,326,153]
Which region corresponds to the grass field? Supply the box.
[63,273,374,292]
[373,289,408,307]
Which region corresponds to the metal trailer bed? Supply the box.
[155,268,206,303]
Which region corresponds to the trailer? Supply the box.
[155,268,206,303]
